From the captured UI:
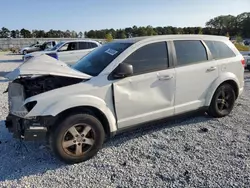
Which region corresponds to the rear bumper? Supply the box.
[5,114,53,141]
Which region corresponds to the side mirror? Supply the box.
[113,63,133,78]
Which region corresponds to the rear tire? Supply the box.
[51,113,105,164]
[208,83,236,118]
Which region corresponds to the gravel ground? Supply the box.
[0,54,250,188]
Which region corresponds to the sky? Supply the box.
[0,0,250,32]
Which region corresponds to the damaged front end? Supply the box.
[4,55,91,141]
[5,75,85,141]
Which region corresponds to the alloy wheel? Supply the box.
[216,86,234,113]
[62,124,95,156]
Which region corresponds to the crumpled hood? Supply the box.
[5,54,92,80]
[24,50,52,57]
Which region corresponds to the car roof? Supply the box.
[112,34,229,44]
[60,39,100,43]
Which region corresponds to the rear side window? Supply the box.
[123,42,168,74]
[204,40,236,60]
[88,42,98,48]
[78,42,98,49]
[78,42,88,50]
[174,40,208,66]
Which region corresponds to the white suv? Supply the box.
[4,35,245,164]
[23,39,101,65]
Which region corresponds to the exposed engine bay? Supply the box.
[13,75,84,99]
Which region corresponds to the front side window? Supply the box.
[204,40,236,60]
[123,42,168,74]
[49,41,64,51]
[59,42,77,52]
[174,40,208,66]
[73,42,132,76]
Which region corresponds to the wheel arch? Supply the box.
[26,95,118,136]
[53,106,113,137]
[205,74,240,106]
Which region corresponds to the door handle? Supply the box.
[158,75,173,80]
[206,66,217,72]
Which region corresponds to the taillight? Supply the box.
[241,59,245,67]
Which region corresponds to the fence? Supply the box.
[0,38,106,50]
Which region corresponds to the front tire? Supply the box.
[23,50,27,55]
[51,113,105,164]
[208,83,236,118]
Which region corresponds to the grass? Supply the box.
[235,43,250,51]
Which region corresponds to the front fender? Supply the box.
[205,72,240,106]
[25,95,117,132]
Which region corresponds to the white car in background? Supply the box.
[23,39,101,65]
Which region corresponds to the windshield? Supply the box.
[47,41,64,51]
[72,42,133,76]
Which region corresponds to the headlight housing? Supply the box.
[25,101,37,112]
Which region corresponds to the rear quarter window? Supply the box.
[88,42,98,48]
[204,40,236,60]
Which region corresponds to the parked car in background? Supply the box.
[243,53,250,70]
[20,40,57,55]
[19,43,42,55]
[5,34,244,164]
[23,39,101,65]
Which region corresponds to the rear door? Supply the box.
[57,42,78,65]
[173,40,219,114]
[204,40,243,87]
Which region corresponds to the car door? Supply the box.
[57,42,78,65]
[112,41,176,129]
[29,44,40,53]
[172,40,219,114]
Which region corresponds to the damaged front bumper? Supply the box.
[5,114,49,141]
[5,82,53,141]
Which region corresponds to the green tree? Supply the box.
[10,30,17,38]
[0,27,10,38]
[78,31,83,38]
[116,29,126,39]
[32,30,45,38]
[236,35,243,43]
[15,30,20,38]
[105,33,113,42]
[237,12,250,37]
[198,27,203,34]
[71,30,78,38]
[20,28,32,38]
[146,25,157,36]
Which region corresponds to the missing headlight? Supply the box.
[25,101,37,112]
